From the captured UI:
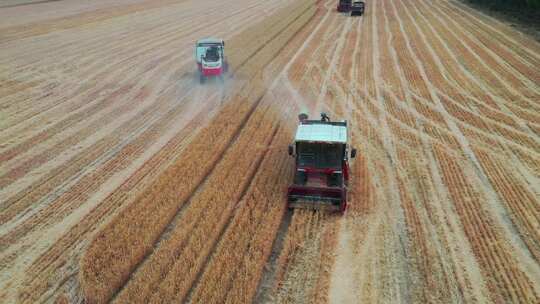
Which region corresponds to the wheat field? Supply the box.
[0,0,539,303]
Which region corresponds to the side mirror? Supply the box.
[351,148,357,158]
[288,145,294,156]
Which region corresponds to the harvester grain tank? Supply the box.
[350,0,365,16]
[195,38,228,84]
[287,113,357,213]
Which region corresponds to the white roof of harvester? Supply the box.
[197,38,223,44]
[295,123,347,143]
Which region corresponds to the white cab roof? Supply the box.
[197,38,223,45]
[295,124,347,143]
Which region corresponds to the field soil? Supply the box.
[1,0,539,303]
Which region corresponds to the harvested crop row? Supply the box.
[338,17,360,83]
[1,3,292,300]
[387,118,422,149]
[473,148,540,262]
[0,0,268,166]
[413,0,533,111]
[0,5,224,135]
[114,99,282,304]
[435,1,538,86]
[17,101,215,304]
[397,0,538,155]
[382,92,418,129]
[458,123,505,152]
[273,210,331,303]
[306,214,340,304]
[400,0,498,110]
[115,5,316,303]
[433,145,538,303]
[475,103,520,130]
[410,96,447,128]
[0,1,277,220]
[447,1,540,62]
[380,0,430,102]
[395,146,465,302]
[0,76,194,228]
[376,8,406,102]
[392,0,465,104]
[0,86,209,258]
[82,79,260,303]
[488,122,540,152]
[510,147,540,176]
[0,0,180,43]
[80,1,316,302]
[188,125,293,304]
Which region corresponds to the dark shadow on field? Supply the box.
[0,0,62,9]
[459,0,540,41]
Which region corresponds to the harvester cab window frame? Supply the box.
[204,46,221,62]
[296,142,345,169]
[195,41,224,63]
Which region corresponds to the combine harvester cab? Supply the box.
[195,38,228,84]
[350,0,365,16]
[336,0,351,12]
[287,113,356,213]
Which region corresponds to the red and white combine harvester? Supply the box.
[336,0,351,12]
[195,38,228,84]
[350,0,365,16]
[287,113,356,214]
[337,0,365,16]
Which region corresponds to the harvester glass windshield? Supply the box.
[296,142,343,169]
[204,47,221,62]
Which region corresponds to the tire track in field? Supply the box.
[0,0,188,43]
[405,0,540,149]
[437,2,539,85]
[0,0,267,139]
[0,0,265,98]
[422,1,539,109]
[17,100,215,304]
[79,3,314,301]
[387,0,540,301]
[393,0,539,183]
[0,0,300,302]
[1,0,282,249]
[0,81,201,255]
[414,0,539,113]
[0,1,266,197]
[448,1,540,62]
[187,7,326,299]
[0,0,288,216]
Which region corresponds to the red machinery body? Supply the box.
[287,113,356,214]
[337,0,351,12]
[195,38,227,83]
[198,63,223,77]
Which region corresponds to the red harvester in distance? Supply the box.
[337,0,352,12]
[350,0,365,16]
[195,38,228,84]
